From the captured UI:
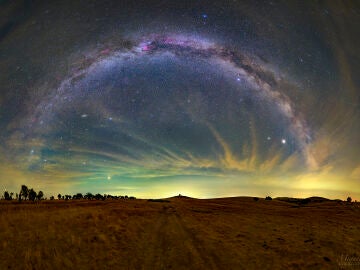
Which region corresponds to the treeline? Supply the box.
[2,185,43,201]
[54,193,136,201]
[1,185,136,202]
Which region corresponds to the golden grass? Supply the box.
[0,198,359,269]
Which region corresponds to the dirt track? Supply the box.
[141,204,222,270]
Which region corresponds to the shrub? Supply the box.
[265,196,272,201]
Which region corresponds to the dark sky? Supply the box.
[0,0,359,199]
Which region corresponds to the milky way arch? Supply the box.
[27,34,317,170]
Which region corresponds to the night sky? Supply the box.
[0,0,359,199]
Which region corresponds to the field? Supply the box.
[0,197,359,269]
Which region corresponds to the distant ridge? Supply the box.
[167,195,195,200]
[149,195,344,203]
[274,196,337,204]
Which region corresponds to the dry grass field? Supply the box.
[0,197,359,269]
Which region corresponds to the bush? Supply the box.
[265,196,272,201]
[347,196,352,203]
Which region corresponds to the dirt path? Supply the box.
[141,204,222,270]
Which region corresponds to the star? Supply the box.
[0,0,357,202]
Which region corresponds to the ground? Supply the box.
[0,197,359,269]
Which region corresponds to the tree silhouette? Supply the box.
[74,193,83,199]
[37,191,44,201]
[14,184,137,202]
[85,192,93,200]
[4,191,11,200]
[94,193,103,200]
[28,188,37,202]
[21,185,29,201]
[347,196,352,203]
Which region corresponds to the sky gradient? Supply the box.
[0,0,359,199]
